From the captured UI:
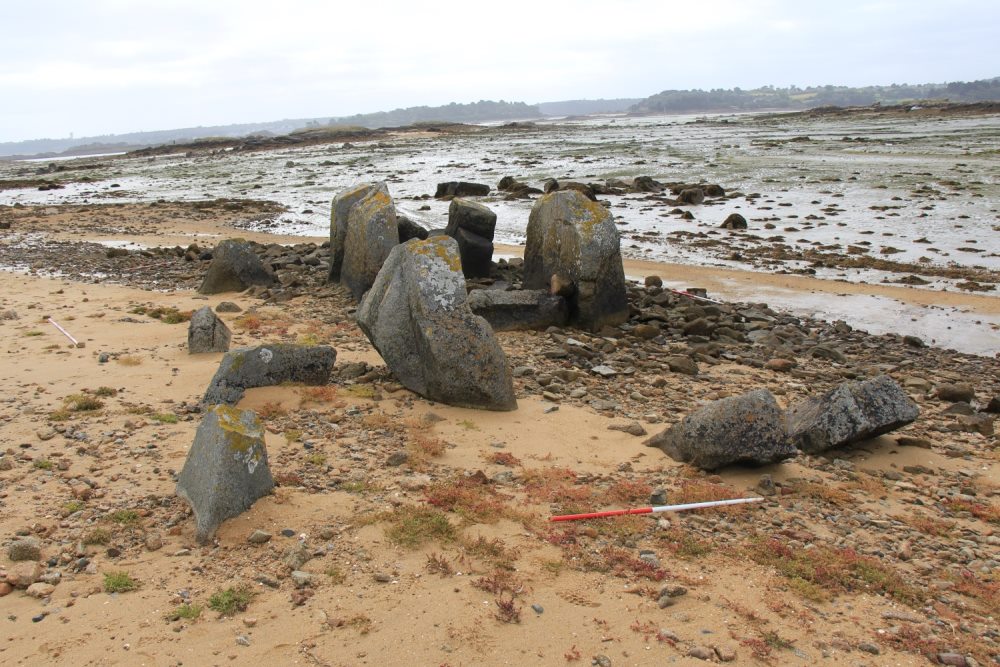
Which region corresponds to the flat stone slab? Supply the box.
[203,344,336,405]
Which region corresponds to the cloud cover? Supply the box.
[1,0,997,141]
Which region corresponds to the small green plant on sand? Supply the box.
[384,506,456,548]
[208,586,255,616]
[104,571,138,593]
[166,603,202,621]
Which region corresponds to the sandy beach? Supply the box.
[0,193,998,667]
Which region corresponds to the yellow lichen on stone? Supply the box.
[411,237,462,272]
[213,405,262,454]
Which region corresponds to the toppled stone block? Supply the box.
[435,181,490,198]
[188,306,232,354]
[467,289,569,331]
[176,406,274,544]
[198,239,278,294]
[786,375,920,454]
[645,389,796,470]
[203,344,336,405]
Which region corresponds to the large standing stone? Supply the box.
[188,306,232,353]
[445,199,497,278]
[523,190,628,331]
[356,236,516,411]
[328,182,386,282]
[176,406,274,544]
[786,375,920,454]
[467,289,568,331]
[198,239,278,294]
[203,344,336,405]
[340,186,399,300]
[644,389,796,470]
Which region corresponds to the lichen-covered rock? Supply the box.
[328,182,386,282]
[523,190,628,331]
[7,537,41,562]
[467,289,568,331]
[340,186,399,300]
[356,236,516,411]
[645,389,796,470]
[188,306,231,353]
[198,239,278,294]
[786,375,920,454]
[202,344,336,405]
[176,406,274,544]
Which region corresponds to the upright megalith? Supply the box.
[645,389,797,470]
[786,375,920,453]
[198,239,278,294]
[523,190,628,331]
[356,236,516,411]
[328,182,387,283]
[445,199,497,278]
[176,406,274,544]
[188,306,231,353]
[203,344,336,405]
[340,185,399,300]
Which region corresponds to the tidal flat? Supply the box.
[2,108,998,353]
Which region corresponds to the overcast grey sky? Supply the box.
[1,0,997,142]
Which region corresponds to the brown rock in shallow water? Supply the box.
[720,213,747,230]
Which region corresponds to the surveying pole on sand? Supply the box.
[549,497,763,522]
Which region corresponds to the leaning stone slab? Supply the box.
[645,389,796,470]
[328,182,387,283]
[356,236,516,411]
[523,190,628,331]
[176,406,274,544]
[786,375,919,454]
[188,306,232,353]
[202,344,336,405]
[467,289,568,331]
[340,186,399,300]
[198,239,277,294]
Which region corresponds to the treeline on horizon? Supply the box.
[2,78,998,158]
[324,99,540,128]
[631,77,1000,113]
